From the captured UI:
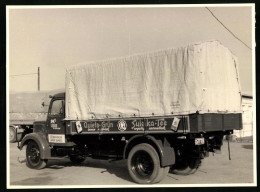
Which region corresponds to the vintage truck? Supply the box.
[18,40,242,184]
[9,90,62,142]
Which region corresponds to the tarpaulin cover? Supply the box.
[9,89,64,123]
[65,40,242,120]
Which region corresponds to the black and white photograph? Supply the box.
[6,4,256,188]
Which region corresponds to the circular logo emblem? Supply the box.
[117,120,127,131]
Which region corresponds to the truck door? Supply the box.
[46,99,66,144]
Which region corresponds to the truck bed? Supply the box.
[65,40,242,121]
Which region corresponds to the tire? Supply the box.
[69,155,86,164]
[170,158,201,175]
[127,143,167,184]
[26,141,47,169]
[154,166,170,183]
[9,127,16,143]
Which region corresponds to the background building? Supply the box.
[233,94,253,138]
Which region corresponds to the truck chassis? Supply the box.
[18,95,241,184]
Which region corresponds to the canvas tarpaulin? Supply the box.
[65,40,242,120]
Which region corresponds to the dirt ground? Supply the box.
[8,140,255,187]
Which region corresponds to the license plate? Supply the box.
[195,138,205,145]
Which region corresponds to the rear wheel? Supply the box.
[26,141,47,169]
[127,143,168,184]
[170,158,201,175]
[69,155,86,164]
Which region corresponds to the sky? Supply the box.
[8,5,254,95]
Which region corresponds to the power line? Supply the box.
[10,72,38,77]
[9,67,41,91]
[205,7,252,50]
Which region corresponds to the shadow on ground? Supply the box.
[11,158,133,185]
[241,144,253,150]
[46,158,133,183]
[11,175,54,185]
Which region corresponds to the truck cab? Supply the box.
[45,93,66,143]
[18,92,70,169]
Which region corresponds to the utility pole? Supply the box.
[38,67,40,91]
[10,67,40,91]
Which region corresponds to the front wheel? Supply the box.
[127,143,168,184]
[26,141,47,169]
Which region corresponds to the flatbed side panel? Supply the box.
[188,114,200,133]
[204,114,223,132]
[195,113,242,132]
[9,120,34,125]
[66,116,191,135]
[223,114,242,130]
[65,113,242,135]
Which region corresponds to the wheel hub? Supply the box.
[29,148,40,163]
[132,151,154,177]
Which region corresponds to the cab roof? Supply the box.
[51,92,65,99]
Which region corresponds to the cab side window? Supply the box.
[51,100,64,115]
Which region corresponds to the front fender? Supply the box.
[19,132,51,159]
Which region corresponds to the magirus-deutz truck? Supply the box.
[18,40,242,184]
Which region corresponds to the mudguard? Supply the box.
[19,132,51,159]
[124,135,175,167]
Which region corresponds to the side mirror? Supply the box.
[60,107,63,114]
[42,102,49,107]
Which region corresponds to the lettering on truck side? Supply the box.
[132,119,167,130]
[72,117,177,133]
[50,118,60,130]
